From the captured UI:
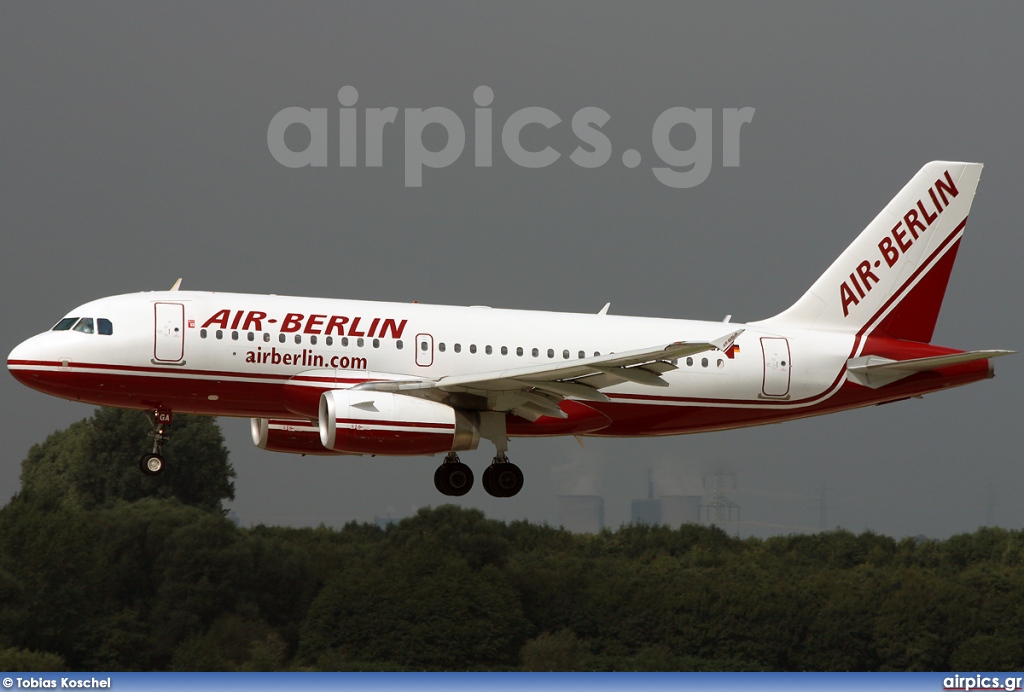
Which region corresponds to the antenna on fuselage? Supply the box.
[169,278,183,291]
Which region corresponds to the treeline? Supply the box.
[1,409,1022,671]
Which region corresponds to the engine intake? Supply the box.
[318,390,479,455]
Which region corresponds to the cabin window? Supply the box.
[216,330,224,340]
[52,317,78,331]
[686,357,693,366]
[357,337,364,347]
[717,359,724,368]
[454,343,462,353]
[517,347,524,356]
[373,338,380,348]
[563,349,570,359]
[294,335,302,344]
[578,350,585,359]
[98,319,113,335]
[279,334,286,343]
[701,357,708,368]
[485,345,492,355]
[247,332,255,342]
[439,342,446,352]
[501,346,508,356]
[396,340,403,350]
[264,333,271,343]
[532,348,539,357]
[200,329,207,339]
[342,337,349,347]
[547,348,554,358]
[326,336,333,346]
[310,335,318,345]
[73,318,94,334]
[469,344,477,354]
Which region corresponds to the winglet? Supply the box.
[170,278,183,291]
[598,303,611,315]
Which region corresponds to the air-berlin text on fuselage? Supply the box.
[839,169,960,317]
[200,310,407,339]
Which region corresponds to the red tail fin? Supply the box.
[872,238,961,342]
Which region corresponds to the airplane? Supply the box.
[7,161,1012,498]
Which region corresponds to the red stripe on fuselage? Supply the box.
[590,359,989,436]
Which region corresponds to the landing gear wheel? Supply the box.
[434,459,474,496]
[139,453,165,476]
[433,465,450,494]
[482,464,498,496]
[445,462,474,496]
[483,457,524,498]
[493,463,523,497]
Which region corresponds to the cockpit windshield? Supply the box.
[51,317,113,335]
[52,317,78,331]
[73,318,94,334]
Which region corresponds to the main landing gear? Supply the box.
[434,453,474,496]
[431,453,525,498]
[139,409,172,476]
[482,454,524,498]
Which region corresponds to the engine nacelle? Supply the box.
[251,417,346,455]
[318,390,479,455]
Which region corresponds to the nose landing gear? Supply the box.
[139,408,172,476]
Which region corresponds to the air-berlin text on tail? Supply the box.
[200,309,407,339]
[840,169,960,317]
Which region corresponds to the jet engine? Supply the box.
[318,390,479,455]
[251,417,343,455]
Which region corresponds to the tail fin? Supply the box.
[760,161,982,342]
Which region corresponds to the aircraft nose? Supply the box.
[8,337,31,368]
[8,334,46,385]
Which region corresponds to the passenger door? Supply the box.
[154,302,185,362]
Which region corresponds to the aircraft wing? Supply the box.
[356,330,743,420]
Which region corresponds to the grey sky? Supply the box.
[2,2,1021,537]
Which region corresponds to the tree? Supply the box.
[298,507,532,670]
[17,407,235,512]
[0,647,66,672]
[520,629,588,671]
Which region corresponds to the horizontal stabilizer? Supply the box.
[847,350,1013,388]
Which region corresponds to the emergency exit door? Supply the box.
[415,333,434,367]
